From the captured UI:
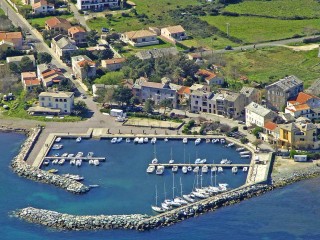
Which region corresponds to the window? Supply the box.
[64,99,67,102]
[55,99,58,102]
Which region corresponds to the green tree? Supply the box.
[95,71,124,85]
[144,99,154,113]
[112,86,133,106]
[252,126,263,139]
[130,96,140,105]
[9,62,19,74]
[159,98,172,115]
[20,56,34,72]
[37,52,52,64]
[73,101,88,116]
[86,30,99,46]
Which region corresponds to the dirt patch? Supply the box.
[284,44,319,51]
[272,156,315,177]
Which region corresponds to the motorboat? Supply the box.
[144,137,149,143]
[138,138,144,144]
[151,137,157,144]
[232,166,238,174]
[87,152,94,158]
[67,153,74,158]
[164,199,181,207]
[199,159,207,164]
[75,152,83,158]
[172,166,178,173]
[93,159,100,166]
[220,159,232,164]
[89,159,94,165]
[70,159,76,165]
[192,191,208,199]
[43,159,50,166]
[76,137,82,143]
[54,153,59,157]
[52,159,59,164]
[211,166,217,172]
[174,197,188,205]
[111,138,117,144]
[61,153,68,157]
[62,174,84,181]
[147,165,155,173]
[187,166,192,172]
[202,165,208,173]
[220,139,226,144]
[183,138,188,144]
[52,144,63,150]
[117,137,123,143]
[241,155,251,158]
[164,138,168,142]
[48,169,58,173]
[182,166,188,174]
[236,147,245,152]
[240,151,250,155]
[218,167,223,172]
[75,159,82,167]
[151,205,166,213]
[156,166,164,175]
[193,166,199,173]
[212,138,219,144]
[206,138,211,143]
[161,202,171,210]
[126,138,131,143]
[169,159,174,164]
[183,194,195,203]
[133,137,139,143]
[58,159,65,165]
[243,167,248,172]
[195,158,201,164]
[219,183,229,191]
[89,185,100,188]
[152,158,158,164]
[195,138,201,145]
[226,142,235,147]
[55,137,61,143]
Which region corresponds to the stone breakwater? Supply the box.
[13,164,320,231]
[10,127,89,194]
[14,207,149,230]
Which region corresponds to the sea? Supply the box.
[1,133,320,240]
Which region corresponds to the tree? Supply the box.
[252,126,263,139]
[159,98,172,115]
[86,30,99,46]
[112,86,133,106]
[95,71,124,85]
[252,139,263,150]
[9,62,19,74]
[73,101,88,116]
[20,56,34,72]
[130,96,140,105]
[144,99,154,113]
[37,52,52,64]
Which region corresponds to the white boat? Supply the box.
[241,155,251,158]
[52,159,59,164]
[70,159,76,165]
[75,159,82,167]
[144,137,148,143]
[58,159,65,165]
[226,142,235,147]
[147,165,155,173]
[76,137,82,143]
[212,138,219,143]
[151,137,157,144]
[243,167,248,172]
[195,138,201,145]
[52,144,63,150]
[151,185,166,213]
[67,153,74,158]
[54,153,59,157]
[232,166,238,174]
[192,191,208,199]
[174,197,188,205]
[195,158,201,164]
[187,166,192,172]
[220,159,232,164]
[182,166,188,174]
[236,147,245,152]
[126,138,131,143]
[62,174,84,181]
[75,152,83,158]
[138,138,144,144]
[55,137,61,143]
[169,159,174,164]
[164,138,168,142]
[161,202,171,210]
[152,158,158,164]
[193,166,199,173]
[206,138,211,143]
[151,144,158,164]
[218,167,223,172]
[48,169,58,174]
[219,183,229,191]
[202,165,208,173]
[211,166,217,172]
[183,138,188,144]
[182,194,195,203]
[116,137,122,143]
[93,159,100,166]
[172,166,178,172]
[199,158,207,164]
[156,166,164,175]
[89,159,94,165]
[133,137,139,143]
[111,138,117,143]
[43,159,50,166]
[87,152,94,158]
[220,139,226,144]
[240,151,250,155]
[61,153,68,157]
[89,185,99,188]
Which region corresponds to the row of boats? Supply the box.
[55,137,82,143]
[43,152,101,167]
[147,165,248,174]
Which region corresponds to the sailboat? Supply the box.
[151,144,158,164]
[169,147,174,164]
[162,182,172,210]
[173,177,188,205]
[171,173,182,207]
[182,147,188,174]
[187,154,192,172]
[151,185,166,213]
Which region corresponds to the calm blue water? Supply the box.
[2,133,320,240]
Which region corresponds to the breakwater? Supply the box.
[13,163,320,231]
[10,127,90,194]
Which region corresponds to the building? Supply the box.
[245,102,277,127]
[135,47,179,60]
[195,69,224,86]
[240,86,261,105]
[21,72,41,90]
[266,75,303,111]
[190,90,214,113]
[45,17,72,34]
[30,91,74,114]
[32,0,54,14]
[71,55,96,80]
[37,64,65,87]
[260,121,279,144]
[101,58,126,71]
[0,40,15,51]
[121,30,159,47]
[285,92,320,120]
[161,25,187,42]
[68,26,87,45]
[51,34,78,60]
[76,0,119,11]
[0,32,23,49]
[189,83,210,93]
[6,55,36,66]
[177,86,190,104]
[133,78,177,108]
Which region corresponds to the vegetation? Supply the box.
[37,52,52,64]
[9,56,35,74]
[182,119,195,134]
[112,86,133,106]
[252,126,263,139]
[144,99,154,114]
[95,71,124,85]
[29,14,73,28]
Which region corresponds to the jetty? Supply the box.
[44,157,106,161]
[149,163,250,168]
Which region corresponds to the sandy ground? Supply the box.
[124,118,182,129]
[284,44,319,51]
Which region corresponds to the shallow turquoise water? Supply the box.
[2,133,320,239]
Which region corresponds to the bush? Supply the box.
[231,126,238,132]
[240,137,249,144]
[78,10,84,14]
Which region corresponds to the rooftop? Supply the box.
[0,32,22,40]
[124,30,156,39]
[135,47,179,60]
[196,69,217,81]
[177,86,191,95]
[24,78,41,86]
[21,72,36,79]
[102,58,126,65]
[288,92,319,105]
[246,102,273,117]
[6,55,35,62]
[141,81,164,89]
[266,75,303,91]
[46,17,71,28]
[68,26,86,35]
[162,25,185,34]
[240,86,257,97]
[32,0,53,8]
[264,121,278,131]
[39,91,74,98]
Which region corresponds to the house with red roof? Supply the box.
[0,32,23,49]
[71,55,96,80]
[32,0,54,14]
[21,72,41,90]
[68,26,87,45]
[195,69,224,85]
[45,17,72,34]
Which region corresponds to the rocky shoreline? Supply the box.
[13,164,320,231]
[10,127,90,194]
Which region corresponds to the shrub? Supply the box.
[240,137,249,144]
[231,126,238,132]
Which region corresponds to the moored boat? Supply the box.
[43,159,50,166]
[134,137,139,143]
[172,166,178,173]
[206,138,211,143]
[76,137,82,143]
[211,166,217,172]
[156,166,164,175]
[48,169,58,173]
[87,152,94,158]
[147,165,155,173]
[226,142,235,147]
[52,144,63,150]
[55,137,61,143]
[117,137,123,143]
[144,137,148,143]
[75,159,82,167]
[218,167,223,172]
[58,159,65,165]
[193,166,199,173]
[195,138,201,145]
[93,159,100,166]
[52,159,59,164]
[202,165,208,173]
[183,138,188,144]
[164,138,168,142]
[75,152,83,158]
[151,137,157,144]
[70,159,76,165]
[61,153,68,157]
[182,166,188,174]
[241,155,251,158]
[220,159,232,164]
[182,194,195,203]
[111,138,117,144]
[236,147,245,152]
[232,166,238,174]
[138,138,144,144]
[126,138,131,143]
[243,167,248,172]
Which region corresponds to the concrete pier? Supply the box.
[149,163,250,168]
[44,157,106,161]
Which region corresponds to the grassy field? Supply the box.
[0,8,5,16]
[29,14,74,28]
[183,36,239,50]
[224,0,320,18]
[201,15,320,44]
[221,47,320,87]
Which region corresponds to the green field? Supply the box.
[29,14,74,28]
[224,0,320,18]
[201,15,320,43]
[221,47,320,87]
[183,36,239,50]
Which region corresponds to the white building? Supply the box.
[38,92,74,114]
[76,0,119,10]
[245,102,277,127]
[120,30,159,47]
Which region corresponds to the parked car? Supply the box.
[101,27,109,33]
[80,94,87,99]
[83,11,89,15]
[225,45,233,50]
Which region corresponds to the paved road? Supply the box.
[69,3,91,31]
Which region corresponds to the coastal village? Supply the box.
[1,0,320,234]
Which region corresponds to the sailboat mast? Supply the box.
[180,177,183,197]
[155,185,158,206]
[184,146,186,164]
[172,172,175,199]
[164,181,167,200]
[200,173,203,188]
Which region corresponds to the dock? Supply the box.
[44,157,106,161]
[149,163,250,168]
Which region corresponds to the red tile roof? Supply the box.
[264,121,278,131]
[292,92,320,104]
[196,69,217,81]
[141,82,163,88]
[177,86,190,95]
[0,32,22,40]
[68,26,86,35]
[102,58,126,65]
[45,17,71,28]
[21,71,36,80]
[77,59,95,67]
[24,78,40,86]
[294,103,310,111]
